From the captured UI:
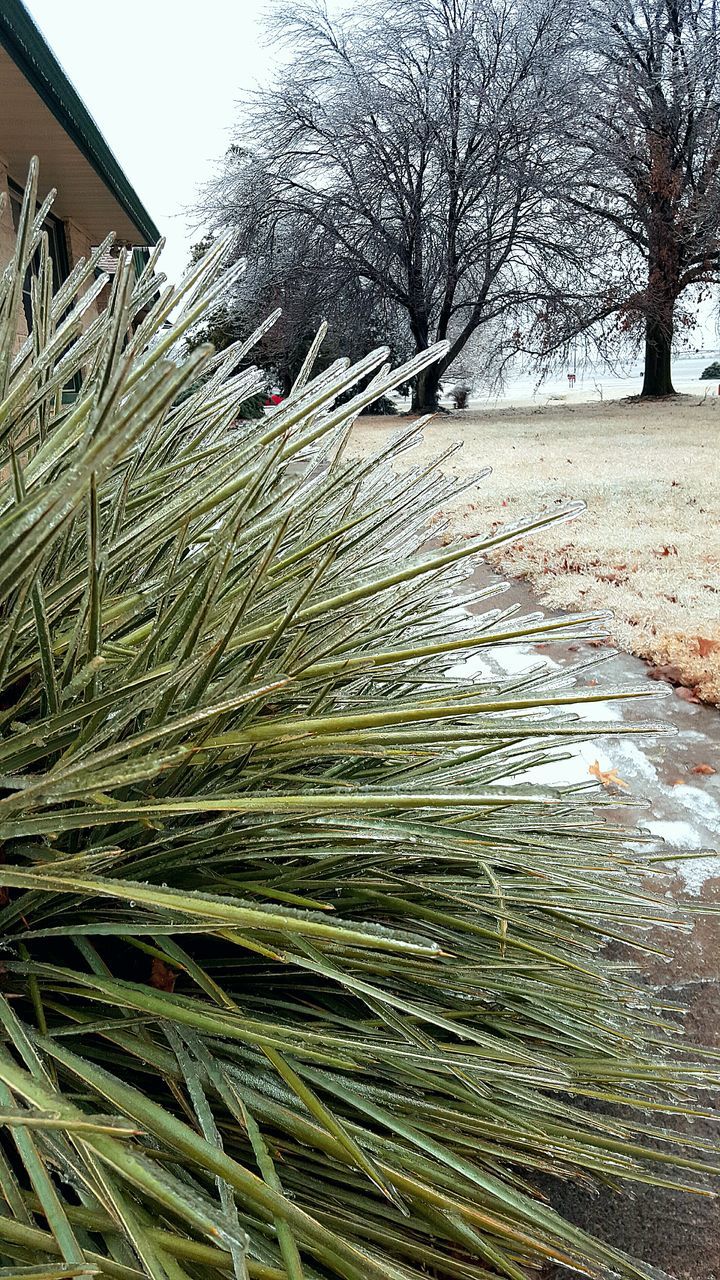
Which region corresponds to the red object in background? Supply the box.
[265,393,284,407]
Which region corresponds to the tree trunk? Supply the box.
[641,193,678,398]
[641,306,675,397]
[412,364,442,412]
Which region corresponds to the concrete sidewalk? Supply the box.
[465,564,720,1280]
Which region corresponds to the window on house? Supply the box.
[8,178,70,333]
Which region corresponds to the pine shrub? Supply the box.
[0,164,716,1280]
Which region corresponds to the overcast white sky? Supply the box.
[23,0,272,283]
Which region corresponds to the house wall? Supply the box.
[0,154,15,265]
[0,153,101,344]
[63,216,92,270]
[0,151,27,346]
[63,215,104,326]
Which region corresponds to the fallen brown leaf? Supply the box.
[675,685,702,703]
[691,763,716,776]
[589,760,630,791]
[697,637,720,658]
[150,959,177,993]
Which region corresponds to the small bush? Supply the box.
[361,391,397,414]
[238,389,266,419]
[451,380,471,408]
[336,385,398,414]
[700,359,720,378]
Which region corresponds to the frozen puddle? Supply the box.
[635,821,720,895]
[451,637,720,893]
[490,644,560,676]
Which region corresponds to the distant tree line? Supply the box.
[199,0,720,407]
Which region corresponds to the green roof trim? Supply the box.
[0,0,160,245]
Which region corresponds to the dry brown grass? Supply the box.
[348,396,720,703]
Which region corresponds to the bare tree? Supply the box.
[187,215,410,398]
[204,0,584,411]
[573,0,720,397]
[220,215,409,392]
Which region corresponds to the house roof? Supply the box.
[0,0,159,245]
